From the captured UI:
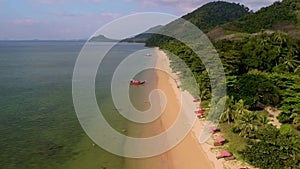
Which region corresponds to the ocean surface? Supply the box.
[0,41,157,169]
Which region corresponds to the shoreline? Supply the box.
[123,47,250,169]
[154,48,216,169]
[155,47,256,169]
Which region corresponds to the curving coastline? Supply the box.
[154,48,216,169]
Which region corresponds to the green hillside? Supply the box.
[183,1,250,33]
[121,25,163,43]
[220,0,300,37]
[146,1,250,46]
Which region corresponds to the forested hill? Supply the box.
[221,0,300,34]
[182,1,250,33]
[146,1,250,46]
[147,0,300,43]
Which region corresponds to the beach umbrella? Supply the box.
[197,110,205,115]
[216,137,226,143]
[193,96,199,102]
[220,150,231,157]
[211,126,217,131]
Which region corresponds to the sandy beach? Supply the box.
[123,47,216,169]
[153,48,216,169]
[154,48,256,169]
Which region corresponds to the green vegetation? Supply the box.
[146,0,300,168]
[121,25,163,43]
[147,1,250,46]
[218,123,248,159]
[240,125,300,169]
[222,0,300,34]
[183,1,250,33]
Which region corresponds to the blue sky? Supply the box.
[0,0,278,40]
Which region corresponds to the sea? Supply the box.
[0,41,158,169]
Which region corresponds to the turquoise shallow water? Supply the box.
[0,41,156,169]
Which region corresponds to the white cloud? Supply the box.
[49,12,78,17]
[48,11,121,20]
[12,19,35,25]
[31,0,104,4]
[100,13,122,19]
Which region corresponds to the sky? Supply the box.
[0,0,279,40]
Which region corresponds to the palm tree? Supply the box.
[220,96,236,123]
[272,31,287,47]
[234,99,249,117]
[198,82,209,100]
[221,98,251,124]
[234,111,259,138]
[295,65,300,74]
[290,110,300,126]
[257,114,270,125]
[282,55,300,72]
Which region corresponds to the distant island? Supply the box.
[89,25,163,43]
[89,34,118,42]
